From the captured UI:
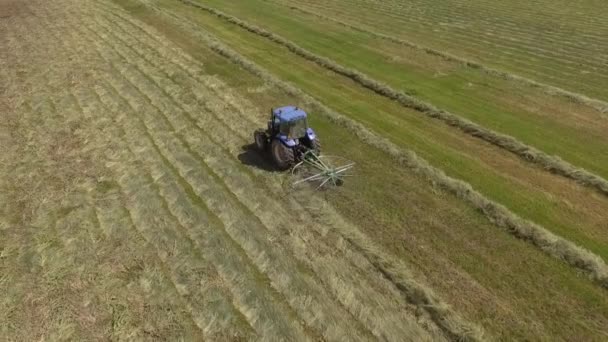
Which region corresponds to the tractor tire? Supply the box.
[311,138,321,155]
[271,139,295,170]
[254,129,268,151]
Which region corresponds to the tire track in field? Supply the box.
[86,7,476,340]
[179,0,608,198]
[135,3,608,291]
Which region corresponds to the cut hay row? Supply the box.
[332,0,608,67]
[89,185,203,339]
[74,94,212,338]
[102,3,491,341]
[400,0,608,30]
[75,83,258,339]
[288,0,608,80]
[77,26,321,341]
[272,1,608,113]
[143,3,608,289]
[87,16,442,339]
[59,4,315,338]
[84,7,479,339]
[95,0,210,71]
[53,13,246,338]
[181,0,608,198]
[167,82,482,341]
[1,6,204,339]
[80,19,387,340]
[93,73,302,337]
[93,9,261,122]
[357,0,608,52]
[92,87,298,340]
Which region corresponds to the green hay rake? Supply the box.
[290,150,355,190]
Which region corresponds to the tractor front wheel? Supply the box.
[271,139,295,170]
[254,129,268,151]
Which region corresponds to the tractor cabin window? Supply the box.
[281,118,308,140]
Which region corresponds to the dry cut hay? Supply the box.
[162,3,608,291]
[131,4,488,341]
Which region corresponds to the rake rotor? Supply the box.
[290,150,355,190]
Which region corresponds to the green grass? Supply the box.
[270,0,608,101]
[151,0,608,264]
[196,0,608,183]
[112,1,608,339]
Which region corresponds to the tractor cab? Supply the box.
[255,105,320,170]
[269,106,312,142]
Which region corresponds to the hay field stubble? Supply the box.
[134,0,608,280]
[0,0,458,340]
[3,0,608,341]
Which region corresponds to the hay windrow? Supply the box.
[275,1,608,115]
[179,0,608,197]
[113,3,490,341]
[159,2,608,290]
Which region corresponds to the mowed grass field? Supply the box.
[1,0,608,341]
[272,0,608,102]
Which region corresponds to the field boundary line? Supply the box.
[179,0,608,198]
[271,1,608,114]
[151,2,608,290]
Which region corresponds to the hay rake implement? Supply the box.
[291,151,355,190]
[254,106,355,190]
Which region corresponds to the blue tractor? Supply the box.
[254,106,321,170]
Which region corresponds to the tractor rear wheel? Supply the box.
[254,129,268,151]
[271,139,295,170]
[311,138,321,155]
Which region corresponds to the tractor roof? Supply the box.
[273,106,307,122]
